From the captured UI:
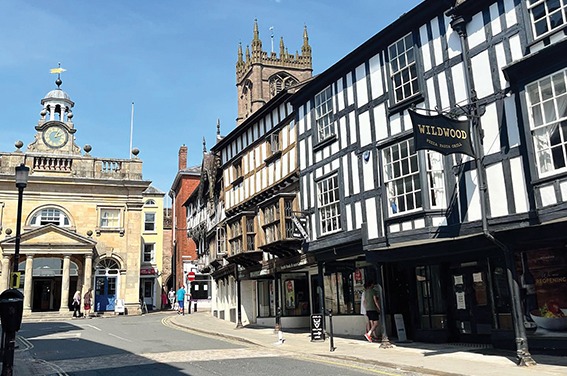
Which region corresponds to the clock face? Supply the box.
[43,124,68,148]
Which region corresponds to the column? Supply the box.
[0,255,10,291]
[59,255,71,312]
[83,255,93,294]
[23,255,34,313]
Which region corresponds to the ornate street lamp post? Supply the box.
[13,163,30,276]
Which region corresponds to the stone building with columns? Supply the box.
[0,78,151,316]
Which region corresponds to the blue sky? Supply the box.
[0,0,421,203]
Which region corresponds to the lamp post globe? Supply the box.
[15,163,29,189]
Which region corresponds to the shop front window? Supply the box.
[281,273,309,316]
[258,280,275,317]
[324,265,373,315]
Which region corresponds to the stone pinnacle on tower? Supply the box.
[251,19,262,52]
[302,25,311,57]
[203,137,206,153]
[280,37,285,58]
[237,42,243,64]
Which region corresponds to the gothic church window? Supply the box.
[269,73,298,98]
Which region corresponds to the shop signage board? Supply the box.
[310,313,325,342]
[292,216,309,240]
[394,314,408,342]
[409,109,475,157]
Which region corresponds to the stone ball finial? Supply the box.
[84,144,92,153]
[86,230,93,237]
[68,112,73,119]
[15,140,23,149]
[5,228,12,236]
[132,148,140,157]
[40,109,47,117]
[56,78,62,88]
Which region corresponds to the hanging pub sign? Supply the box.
[409,109,475,157]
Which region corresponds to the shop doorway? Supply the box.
[95,276,117,311]
[32,278,61,311]
[448,262,493,343]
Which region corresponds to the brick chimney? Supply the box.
[178,145,187,171]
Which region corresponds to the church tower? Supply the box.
[236,20,312,126]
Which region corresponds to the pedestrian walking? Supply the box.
[364,280,381,342]
[83,288,93,318]
[360,282,370,334]
[168,288,175,310]
[72,291,82,318]
[161,289,168,310]
[176,285,186,315]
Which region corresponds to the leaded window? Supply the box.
[528,0,567,38]
[315,86,335,142]
[317,175,341,235]
[526,68,567,177]
[383,139,421,215]
[389,33,418,103]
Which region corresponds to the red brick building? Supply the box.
[168,145,200,289]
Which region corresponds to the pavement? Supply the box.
[7,310,567,376]
[169,310,567,376]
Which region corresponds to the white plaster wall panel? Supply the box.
[275,160,281,182]
[308,136,313,167]
[560,181,567,202]
[255,146,261,168]
[289,122,296,144]
[402,221,413,231]
[249,153,254,174]
[445,14,462,59]
[431,216,447,227]
[467,12,486,49]
[304,103,311,131]
[349,112,358,145]
[540,185,557,206]
[331,159,339,171]
[282,152,289,177]
[331,141,339,156]
[490,2,502,36]
[451,63,468,105]
[504,95,520,148]
[289,146,296,171]
[346,73,355,106]
[323,163,329,175]
[232,142,236,159]
[282,127,288,149]
[340,117,347,149]
[509,34,522,62]
[390,112,402,136]
[309,173,315,213]
[256,169,261,192]
[465,169,482,221]
[550,31,566,44]
[369,54,384,99]
[243,154,248,175]
[315,150,322,164]
[495,42,508,90]
[503,0,517,27]
[323,146,330,161]
[419,24,432,72]
[356,63,368,107]
[486,162,508,217]
[363,154,374,192]
[342,155,350,197]
[438,72,450,111]
[346,204,353,231]
[374,104,388,141]
[402,110,411,132]
[262,168,267,190]
[426,77,437,110]
[261,143,267,161]
[414,218,425,229]
[354,201,362,229]
[481,103,501,156]
[431,17,443,68]
[302,176,308,210]
[359,111,372,147]
[390,224,400,233]
[365,197,379,239]
[244,177,249,199]
[311,212,318,241]
[315,167,323,179]
[509,157,529,213]
[351,152,360,195]
[337,79,345,112]
[249,174,255,197]
[471,51,493,99]
[224,170,229,188]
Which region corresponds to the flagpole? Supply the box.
[129,102,134,158]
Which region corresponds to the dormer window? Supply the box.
[145,200,156,206]
[29,208,71,227]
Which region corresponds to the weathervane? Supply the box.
[50,62,66,88]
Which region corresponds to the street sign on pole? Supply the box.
[187,272,196,282]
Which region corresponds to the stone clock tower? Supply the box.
[26,78,81,156]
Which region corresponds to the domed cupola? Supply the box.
[39,76,75,127]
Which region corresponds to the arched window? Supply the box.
[269,73,298,97]
[29,208,71,227]
[95,258,120,276]
[145,200,156,206]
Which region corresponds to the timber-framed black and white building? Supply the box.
[291,0,567,359]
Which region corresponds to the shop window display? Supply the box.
[324,266,371,315]
[281,273,309,316]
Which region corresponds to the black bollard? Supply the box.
[328,309,336,352]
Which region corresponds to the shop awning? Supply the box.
[259,239,302,258]
[211,264,236,280]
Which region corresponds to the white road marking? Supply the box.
[26,332,81,340]
[86,324,101,331]
[108,332,132,342]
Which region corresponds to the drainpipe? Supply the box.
[450,14,535,367]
